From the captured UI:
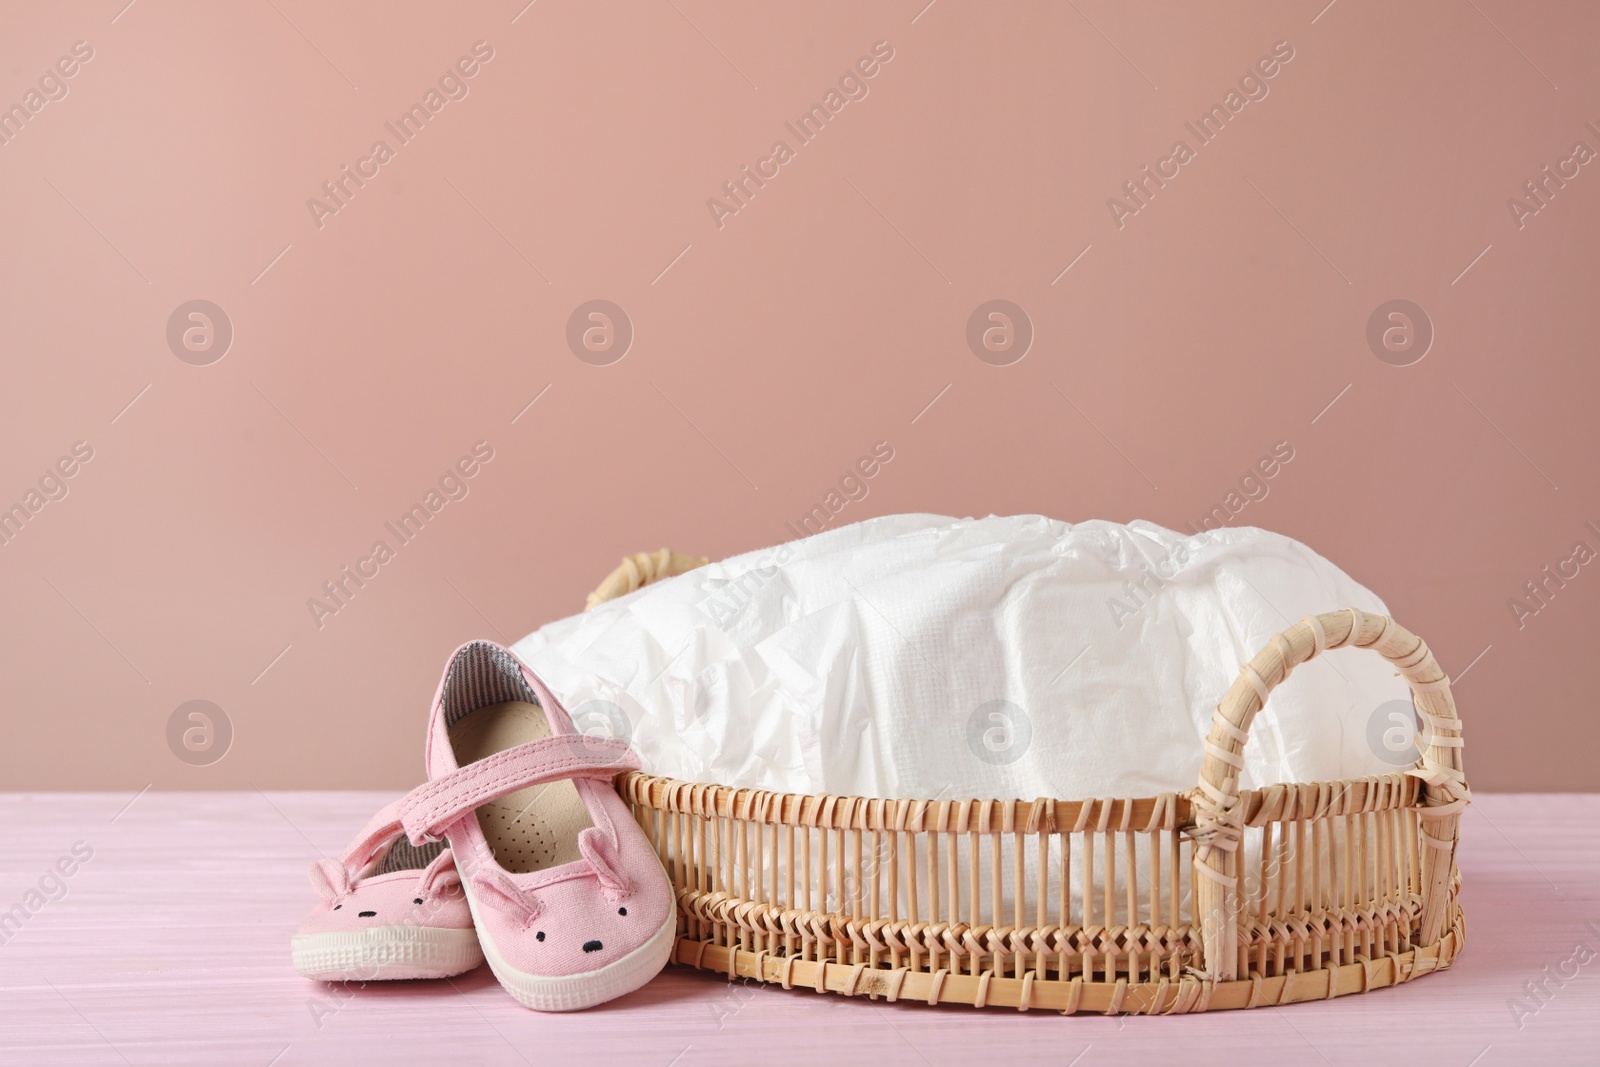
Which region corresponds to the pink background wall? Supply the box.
[2,1,1596,792]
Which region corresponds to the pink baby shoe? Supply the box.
[292,797,484,981]
[398,641,675,1011]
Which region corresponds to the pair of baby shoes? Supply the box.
[291,640,675,1011]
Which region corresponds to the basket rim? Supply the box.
[619,769,1421,833]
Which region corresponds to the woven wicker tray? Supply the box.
[585,549,1469,1013]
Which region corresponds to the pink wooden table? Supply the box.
[2,792,1595,1066]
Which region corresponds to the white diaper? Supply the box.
[512,513,1406,801]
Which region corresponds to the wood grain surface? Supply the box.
[1,792,1594,1066]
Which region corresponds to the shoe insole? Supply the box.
[447,700,593,874]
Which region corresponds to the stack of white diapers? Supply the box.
[513,513,1406,801]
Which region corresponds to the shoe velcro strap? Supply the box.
[399,735,639,845]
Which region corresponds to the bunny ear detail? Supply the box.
[308,857,354,903]
[464,828,633,925]
[306,799,411,905]
[418,848,463,896]
[472,865,545,927]
[578,827,633,899]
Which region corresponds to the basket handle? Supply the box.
[584,549,709,610]
[1190,608,1468,982]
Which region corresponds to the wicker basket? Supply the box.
[586,550,1469,1013]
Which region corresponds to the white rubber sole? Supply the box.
[462,879,676,1011]
[292,926,484,982]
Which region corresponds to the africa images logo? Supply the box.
[305,42,495,229]
[1105,40,1295,229]
[705,40,895,230]
[307,442,495,629]
[0,40,94,149]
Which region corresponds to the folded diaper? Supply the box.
[513,514,1407,801]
